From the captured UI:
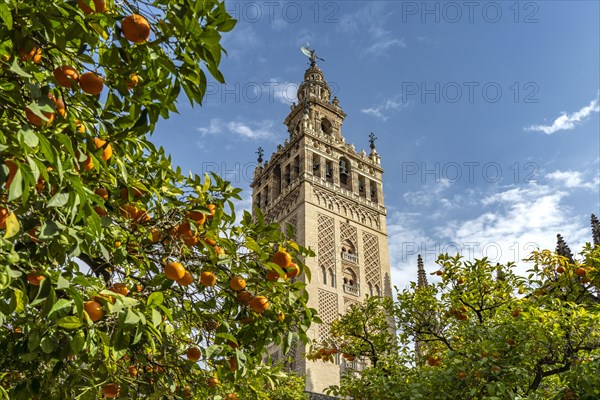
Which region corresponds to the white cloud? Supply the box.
[338,2,406,58]
[265,79,298,104]
[196,118,281,143]
[546,170,600,190]
[361,98,408,121]
[525,95,600,134]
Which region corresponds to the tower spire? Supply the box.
[592,214,600,246]
[556,234,574,264]
[417,254,428,288]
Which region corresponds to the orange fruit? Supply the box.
[186,347,201,362]
[277,311,285,322]
[79,72,104,95]
[128,365,138,377]
[225,394,239,400]
[94,138,113,161]
[53,65,79,88]
[84,300,104,322]
[201,236,217,246]
[102,383,119,398]
[435,270,444,276]
[94,206,108,216]
[236,290,253,304]
[272,250,292,268]
[200,271,217,286]
[50,95,67,117]
[126,74,139,90]
[575,267,586,276]
[206,377,219,388]
[266,270,282,282]
[120,204,139,220]
[95,187,109,200]
[75,119,86,133]
[213,245,225,255]
[206,204,217,218]
[511,308,521,318]
[27,272,45,286]
[286,263,300,278]
[177,271,194,286]
[121,14,151,44]
[0,207,8,228]
[150,229,161,243]
[82,154,94,171]
[187,210,206,225]
[164,262,185,280]
[457,371,466,379]
[78,0,106,14]
[20,47,42,63]
[25,107,54,127]
[556,266,565,274]
[111,283,129,296]
[229,275,246,291]
[119,186,145,199]
[228,356,237,372]
[28,226,40,243]
[249,295,269,313]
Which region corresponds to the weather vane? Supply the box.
[369,132,377,149]
[256,147,264,163]
[300,43,325,66]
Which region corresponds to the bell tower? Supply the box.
[250,54,392,395]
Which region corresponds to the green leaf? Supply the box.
[47,192,69,208]
[56,275,70,289]
[152,308,162,328]
[0,4,12,30]
[48,299,72,318]
[147,292,164,306]
[40,336,57,354]
[123,309,140,325]
[9,58,31,78]
[57,316,82,329]
[3,212,19,238]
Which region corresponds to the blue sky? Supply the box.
[152,1,600,290]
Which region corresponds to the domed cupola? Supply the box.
[297,64,331,103]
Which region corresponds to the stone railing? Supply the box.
[343,283,359,296]
[341,252,358,264]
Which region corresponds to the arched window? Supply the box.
[341,240,357,264]
[321,266,327,285]
[328,268,336,288]
[321,118,333,134]
[368,283,373,296]
[375,285,381,297]
[339,158,351,190]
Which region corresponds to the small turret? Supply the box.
[417,254,428,288]
[592,214,600,246]
[556,234,574,264]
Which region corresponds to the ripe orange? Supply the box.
[200,271,217,286]
[111,283,129,296]
[84,300,104,321]
[236,290,253,304]
[228,356,238,372]
[427,355,441,366]
[20,47,42,63]
[186,347,201,362]
[249,295,269,313]
[122,14,151,44]
[187,210,206,225]
[78,0,106,13]
[94,206,108,216]
[150,229,161,243]
[94,138,113,161]
[53,65,79,88]
[225,394,239,400]
[102,383,119,398]
[128,365,138,377]
[229,275,246,291]
[120,204,139,220]
[4,160,17,189]
[201,236,217,246]
[213,245,225,255]
[277,311,285,322]
[27,272,45,286]
[120,186,145,199]
[206,377,219,388]
[126,73,139,90]
[164,262,186,280]
[0,207,8,228]
[50,95,67,117]
[457,371,466,379]
[28,226,40,243]
[575,267,586,276]
[435,270,444,276]
[25,107,54,127]
[82,154,94,171]
[511,308,521,318]
[75,119,86,133]
[286,263,300,278]
[207,203,217,218]
[95,187,109,200]
[79,72,104,95]
[177,271,194,286]
[272,250,292,268]
[266,270,282,282]
[556,266,565,274]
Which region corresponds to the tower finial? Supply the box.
[556,234,574,264]
[300,44,324,67]
[256,147,264,164]
[592,214,600,246]
[369,132,377,150]
[417,255,428,288]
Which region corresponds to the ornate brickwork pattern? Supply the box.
[318,289,338,341]
[363,232,381,289]
[287,215,298,240]
[340,222,357,247]
[317,213,335,274]
[313,186,380,228]
[344,297,358,311]
[266,190,300,222]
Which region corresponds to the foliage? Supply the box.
[0,1,316,399]
[325,244,600,400]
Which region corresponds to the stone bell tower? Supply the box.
[250,54,392,395]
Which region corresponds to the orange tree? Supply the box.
[323,241,600,400]
[0,1,317,399]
